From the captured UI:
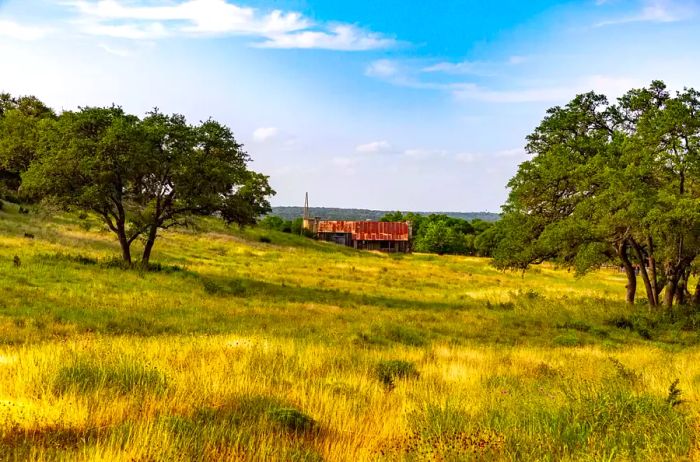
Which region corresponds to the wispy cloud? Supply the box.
[421,56,526,76]
[356,140,391,153]
[403,148,449,160]
[365,59,400,78]
[64,0,396,50]
[253,126,280,142]
[257,25,396,51]
[453,75,642,103]
[594,0,695,27]
[0,19,52,40]
[367,57,644,103]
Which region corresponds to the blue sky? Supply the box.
[1,0,700,212]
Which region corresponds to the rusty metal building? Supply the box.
[306,219,411,252]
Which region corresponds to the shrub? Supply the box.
[384,324,428,347]
[552,332,582,347]
[375,360,419,388]
[268,408,317,434]
[666,379,683,407]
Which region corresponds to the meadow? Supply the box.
[0,202,699,461]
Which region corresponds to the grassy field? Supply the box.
[1,203,699,461]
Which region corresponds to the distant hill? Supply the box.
[269,206,500,222]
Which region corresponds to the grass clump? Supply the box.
[552,332,583,347]
[267,408,317,434]
[488,381,692,460]
[378,402,506,460]
[375,360,419,388]
[54,358,168,395]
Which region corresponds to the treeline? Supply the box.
[258,215,309,236]
[270,206,500,222]
[0,93,274,266]
[380,212,497,256]
[490,81,700,309]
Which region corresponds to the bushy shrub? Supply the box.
[268,408,317,433]
[375,360,419,388]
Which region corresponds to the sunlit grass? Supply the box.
[0,202,698,460]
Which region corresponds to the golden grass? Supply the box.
[0,204,698,460]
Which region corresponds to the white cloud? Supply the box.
[454,148,529,164]
[97,41,156,57]
[452,75,643,103]
[403,148,448,159]
[67,0,309,35]
[258,25,395,51]
[595,0,695,26]
[0,19,52,40]
[98,43,132,56]
[508,55,528,64]
[84,22,168,39]
[454,152,479,163]
[65,0,395,50]
[365,59,400,78]
[422,56,526,76]
[253,126,280,142]
[356,140,391,153]
[422,60,496,76]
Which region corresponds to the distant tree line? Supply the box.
[380,212,497,256]
[490,81,700,309]
[270,206,499,222]
[0,93,274,266]
[258,215,309,236]
[257,211,498,255]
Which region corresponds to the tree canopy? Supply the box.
[493,81,700,308]
[8,96,274,266]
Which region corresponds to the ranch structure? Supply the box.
[303,218,412,253]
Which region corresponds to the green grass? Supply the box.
[0,202,699,461]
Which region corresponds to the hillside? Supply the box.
[270,206,500,222]
[0,203,697,461]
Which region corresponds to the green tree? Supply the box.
[0,94,55,198]
[22,106,274,266]
[22,106,148,263]
[493,81,700,308]
[133,111,274,265]
[414,219,468,255]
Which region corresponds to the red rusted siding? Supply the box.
[316,221,409,241]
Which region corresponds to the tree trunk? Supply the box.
[118,233,132,263]
[675,267,691,306]
[617,241,636,305]
[115,222,132,264]
[141,225,159,267]
[676,278,686,306]
[663,264,680,309]
[630,238,656,307]
[647,236,660,303]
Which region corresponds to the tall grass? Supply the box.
[0,203,698,460]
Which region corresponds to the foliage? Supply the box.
[18,101,274,266]
[380,211,496,256]
[494,81,700,308]
[270,206,500,222]
[375,360,419,388]
[0,93,55,198]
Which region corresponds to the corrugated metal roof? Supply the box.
[316,221,410,241]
